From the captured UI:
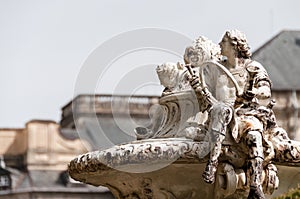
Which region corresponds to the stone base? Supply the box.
[68,138,300,199]
[71,162,217,199]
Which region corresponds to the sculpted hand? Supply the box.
[188,75,201,91]
[235,90,255,106]
[243,90,255,100]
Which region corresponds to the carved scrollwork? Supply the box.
[69,32,300,199]
[68,138,210,175]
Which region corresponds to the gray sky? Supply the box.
[1,0,300,127]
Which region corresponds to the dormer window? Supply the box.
[295,38,300,47]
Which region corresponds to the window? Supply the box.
[0,172,11,190]
[295,38,300,47]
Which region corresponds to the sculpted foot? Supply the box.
[247,186,265,199]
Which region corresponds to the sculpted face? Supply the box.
[184,46,202,66]
[156,63,178,88]
[184,36,221,66]
[219,35,236,59]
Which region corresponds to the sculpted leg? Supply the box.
[271,127,300,162]
[245,131,265,199]
[202,132,225,184]
[202,103,232,184]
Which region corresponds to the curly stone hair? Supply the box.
[225,30,252,59]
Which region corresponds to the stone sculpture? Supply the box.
[68,30,300,199]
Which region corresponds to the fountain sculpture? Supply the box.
[68,30,300,199]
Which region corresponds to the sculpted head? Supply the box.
[184,36,221,66]
[156,62,179,88]
[220,30,251,59]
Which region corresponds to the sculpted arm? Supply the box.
[255,79,271,99]
[247,61,272,100]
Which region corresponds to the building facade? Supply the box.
[0,120,114,199]
[253,30,300,140]
[60,94,159,150]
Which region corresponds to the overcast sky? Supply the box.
[1,0,300,127]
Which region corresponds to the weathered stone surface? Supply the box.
[68,138,210,174]
[68,31,300,199]
[68,138,300,199]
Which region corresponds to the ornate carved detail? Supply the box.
[184,36,221,67]
[69,31,300,199]
[68,138,210,174]
[142,178,153,199]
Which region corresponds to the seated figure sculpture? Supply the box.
[133,30,300,199]
[185,30,300,199]
[68,30,300,199]
[189,30,272,199]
